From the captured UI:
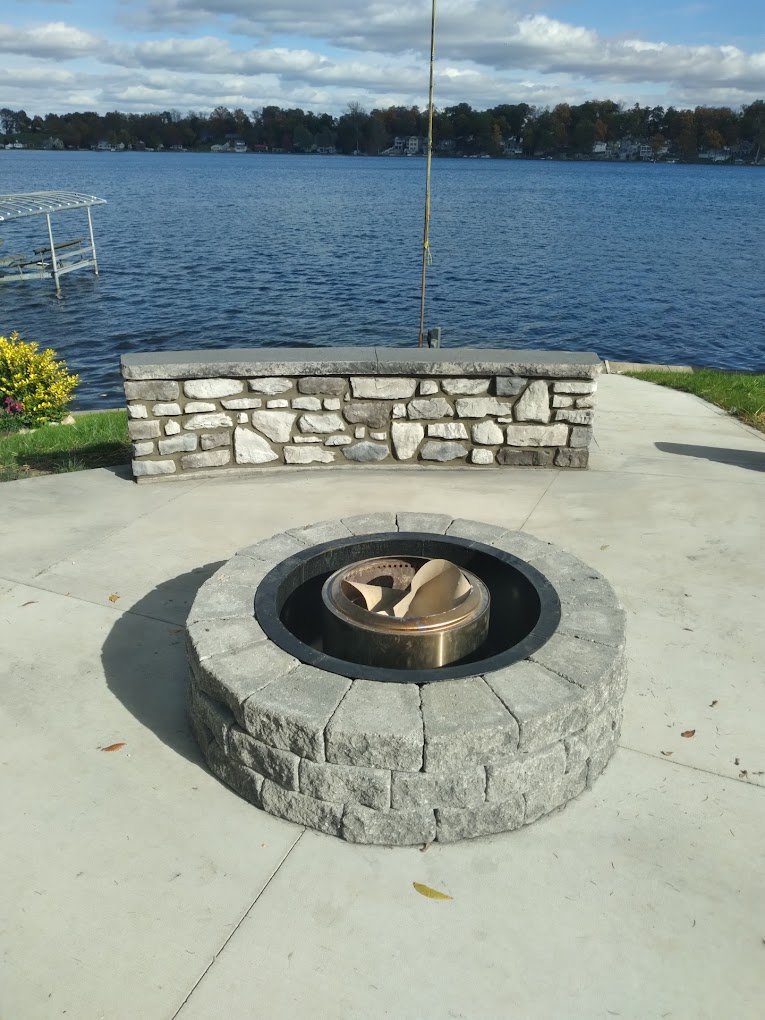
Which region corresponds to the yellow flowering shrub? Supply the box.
[0,331,79,426]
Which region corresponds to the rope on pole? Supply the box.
[417,0,437,348]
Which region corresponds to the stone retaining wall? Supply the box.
[122,348,601,480]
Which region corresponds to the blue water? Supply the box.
[0,150,763,408]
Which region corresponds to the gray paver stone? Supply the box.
[341,512,398,535]
[187,616,267,663]
[436,796,524,843]
[288,518,353,546]
[342,804,436,846]
[228,727,300,789]
[325,679,423,770]
[486,742,566,807]
[396,512,453,533]
[525,762,587,822]
[445,518,507,544]
[236,532,308,563]
[558,605,627,648]
[391,765,485,810]
[299,759,391,810]
[485,659,587,752]
[242,664,351,761]
[206,742,265,807]
[531,634,626,717]
[261,780,343,836]
[189,684,234,751]
[193,643,298,723]
[422,677,519,770]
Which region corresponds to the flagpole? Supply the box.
[417,0,437,347]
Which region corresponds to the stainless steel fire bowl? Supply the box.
[321,555,490,669]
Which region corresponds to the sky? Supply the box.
[1,0,764,117]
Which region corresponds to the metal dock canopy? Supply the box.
[0,191,106,296]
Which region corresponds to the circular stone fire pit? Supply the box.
[186,513,627,845]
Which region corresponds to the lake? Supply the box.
[0,150,763,409]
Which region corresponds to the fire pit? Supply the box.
[186,513,627,845]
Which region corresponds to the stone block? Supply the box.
[350,377,417,399]
[392,403,407,418]
[436,797,524,842]
[553,380,596,395]
[494,377,526,396]
[206,743,264,808]
[396,512,453,534]
[300,759,391,810]
[485,659,587,753]
[288,519,354,545]
[343,402,391,429]
[189,684,235,751]
[575,396,596,409]
[342,804,436,846]
[221,397,263,410]
[200,432,231,450]
[325,435,351,446]
[407,397,454,419]
[391,765,485,809]
[284,446,336,464]
[531,633,626,718]
[128,419,161,441]
[234,427,278,464]
[228,726,300,789]
[158,433,197,455]
[441,378,490,395]
[128,403,148,419]
[250,410,296,443]
[243,664,351,761]
[422,677,518,770]
[554,409,594,425]
[455,397,514,418]
[555,449,589,468]
[292,436,320,444]
[291,396,322,410]
[486,743,566,807]
[325,679,423,771]
[183,412,233,430]
[187,608,268,659]
[236,532,307,562]
[181,449,231,470]
[182,401,215,414]
[298,376,347,396]
[497,448,555,466]
[267,400,289,408]
[419,379,440,395]
[132,441,153,457]
[298,412,345,434]
[194,643,298,723]
[569,426,593,449]
[420,441,468,462]
[471,449,494,464]
[324,398,341,410]
[558,606,626,647]
[184,379,244,399]
[132,459,175,477]
[341,512,398,535]
[124,380,179,401]
[247,377,292,395]
[343,442,389,462]
[444,518,505,543]
[164,420,181,435]
[514,380,551,423]
[552,396,574,408]
[472,420,504,445]
[391,422,424,460]
[354,426,365,439]
[261,780,343,836]
[428,422,468,440]
[370,431,386,441]
[504,424,568,447]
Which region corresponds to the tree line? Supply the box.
[1,100,763,160]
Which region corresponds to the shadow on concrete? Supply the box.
[655,442,765,473]
[101,562,225,763]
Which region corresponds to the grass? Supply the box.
[0,409,131,481]
[626,369,765,434]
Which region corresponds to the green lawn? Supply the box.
[626,369,765,434]
[0,410,131,482]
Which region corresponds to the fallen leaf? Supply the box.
[21,600,38,607]
[681,729,696,738]
[100,742,126,752]
[709,700,718,708]
[739,770,748,779]
[108,593,120,604]
[734,757,740,765]
[660,750,673,756]
[419,842,431,853]
[413,881,452,901]
[600,544,609,551]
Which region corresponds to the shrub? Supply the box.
[0,331,79,428]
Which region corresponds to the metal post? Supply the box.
[46,213,61,297]
[417,0,437,348]
[87,206,99,276]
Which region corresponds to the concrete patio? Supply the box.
[1,374,763,1019]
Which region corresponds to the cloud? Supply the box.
[0,20,102,59]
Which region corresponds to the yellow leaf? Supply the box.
[108,593,120,603]
[100,742,126,752]
[413,881,452,900]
